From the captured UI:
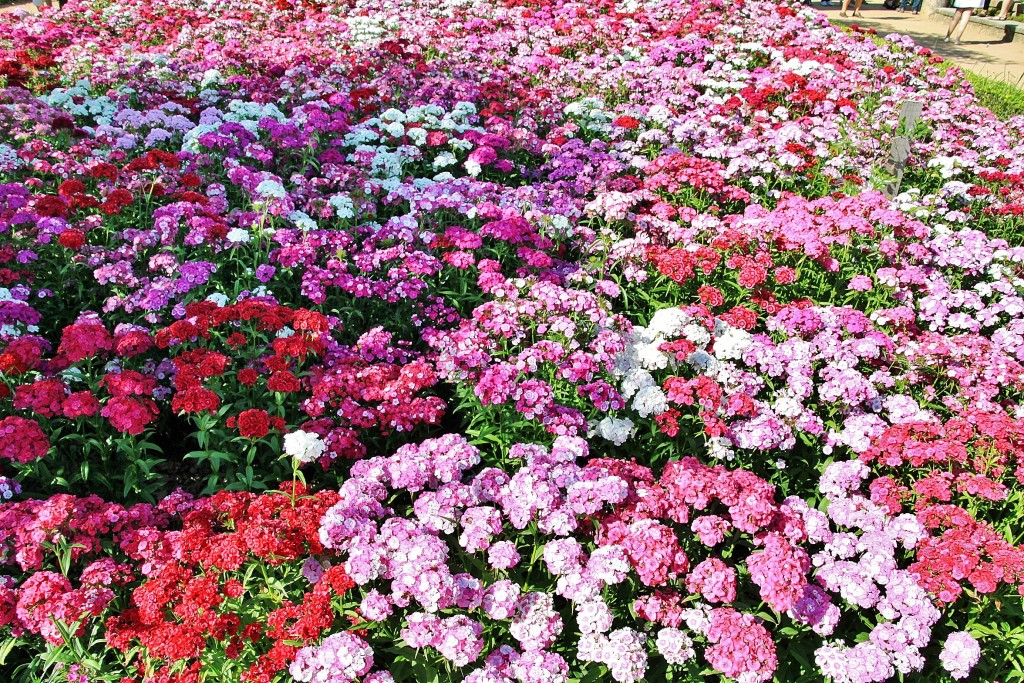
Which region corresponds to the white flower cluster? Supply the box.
[342,15,393,49]
[928,155,968,179]
[225,228,251,244]
[338,102,484,181]
[564,97,613,135]
[227,99,287,124]
[284,430,327,464]
[254,179,287,200]
[589,416,636,446]
[200,69,223,88]
[610,307,754,449]
[328,194,356,219]
[289,210,319,232]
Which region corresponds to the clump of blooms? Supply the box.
[318,434,633,675]
[290,632,374,683]
[939,632,981,680]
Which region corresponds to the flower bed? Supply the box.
[1,0,1024,681]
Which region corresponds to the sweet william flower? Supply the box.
[0,413,49,462]
[233,409,272,439]
[226,228,251,243]
[939,632,980,680]
[289,631,374,683]
[284,430,327,463]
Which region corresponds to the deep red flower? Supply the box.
[57,229,86,250]
[237,368,259,386]
[171,388,221,415]
[89,163,119,181]
[58,320,114,362]
[267,371,300,393]
[235,409,271,439]
[34,195,68,218]
[114,330,155,358]
[292,309,329,333]
[180,173,203,188]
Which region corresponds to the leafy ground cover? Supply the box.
[1,0,1024,682]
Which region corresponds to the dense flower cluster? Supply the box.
[317,434,636,680]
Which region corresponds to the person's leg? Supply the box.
[853,0,864,16]
[997,0,1010,20]
[952,8,973,42]
[839,0,851,16]
[945,8,963,38]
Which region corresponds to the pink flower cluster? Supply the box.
[318,434,630,680]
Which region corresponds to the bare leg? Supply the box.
[853,0,864,16]
[997,0,1009,20]
[839,0,851,16]
[952,8,973,42]
[946,8,963,39]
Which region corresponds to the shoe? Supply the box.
[944,36,950,41]
[853,11,863,16]
[839,11,848,16]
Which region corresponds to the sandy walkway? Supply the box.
[0,2,34,13]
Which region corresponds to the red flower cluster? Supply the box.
[100,188,134,215]
[861,409,1024,603]
[226,409,285,439]
[645,245,722,285]
[101,484,352,682]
